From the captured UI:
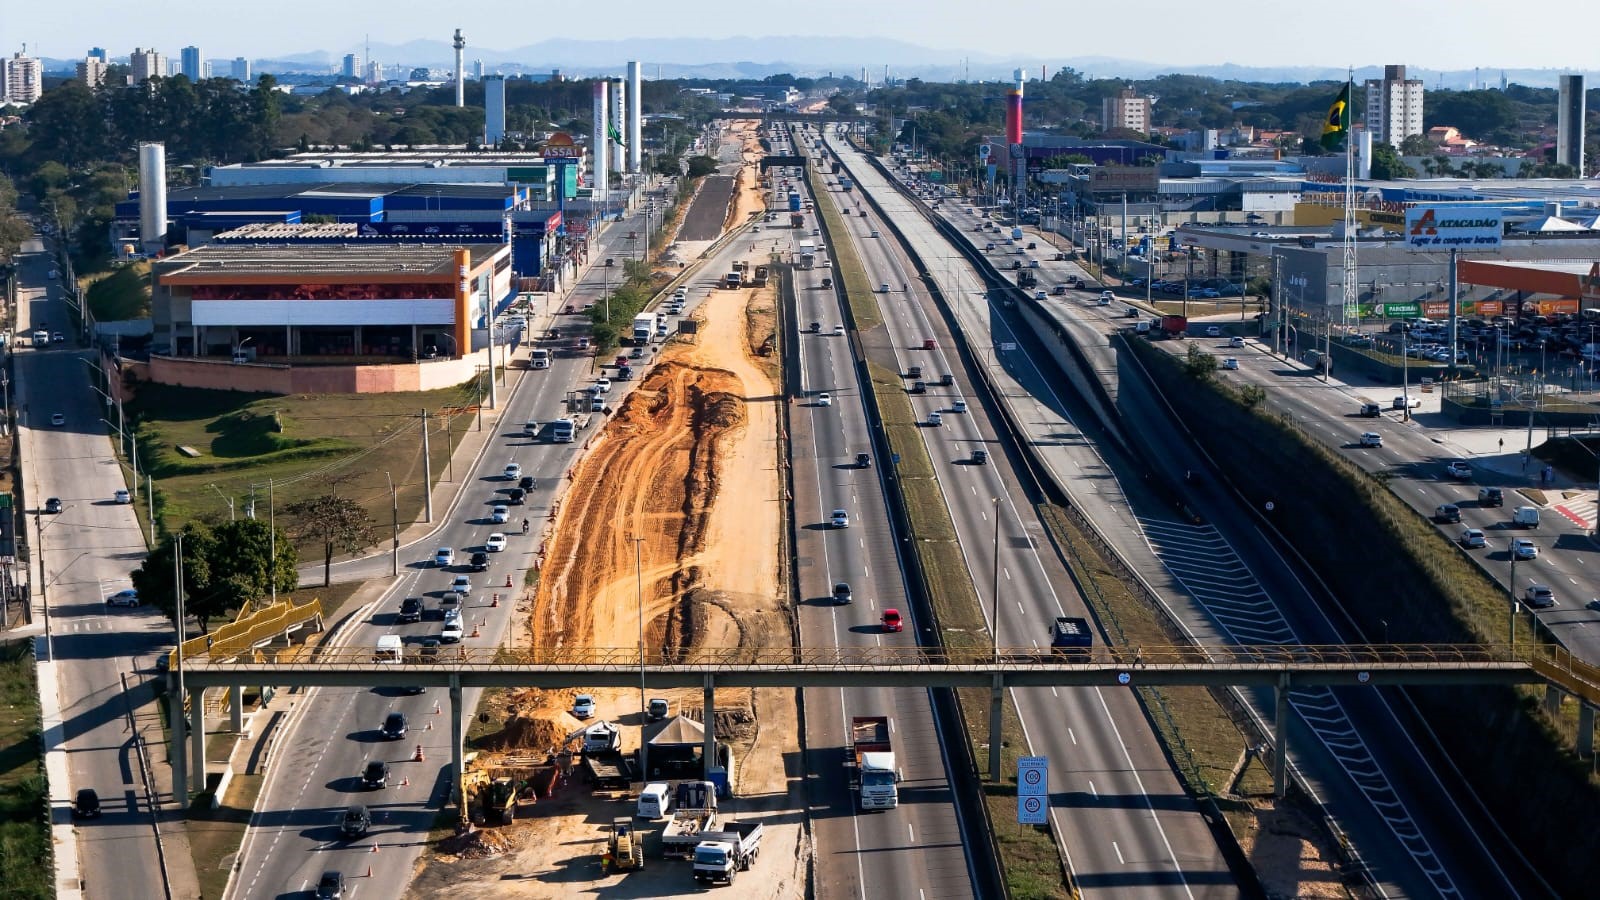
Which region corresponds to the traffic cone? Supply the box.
[471,621,481,638]
[414,744,425,762]
[491,594,499,608]
[433,701,440,715]
[401,777,409,786]
[505,574,513,588]
[370,844,379,853]
[425,721,432,731]
[366,866,373,878]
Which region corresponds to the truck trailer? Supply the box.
[632,313,658,343]
[845,716,900,810]
[798,241,817,269]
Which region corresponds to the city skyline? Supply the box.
[4,0,1594,71]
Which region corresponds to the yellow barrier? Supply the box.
[167,598,324,671]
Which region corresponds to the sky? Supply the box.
[1,0,1589,71]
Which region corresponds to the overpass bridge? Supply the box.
[710,111,869,124]
[169,641,1598,810]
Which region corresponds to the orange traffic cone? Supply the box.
[414,744,425,762]
[370,844,379,854]
[366,866,373,878]
[505,574,513,588]
[401,777,409,787]
[433,701,441,715]
[491,594,499,608]
[471,621,481,638]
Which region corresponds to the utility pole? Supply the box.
[636,536,648,780]
[420,409,433,523]
[173,532,187,799]
[268,480,276,605]
[386,471,399,577]
[990,497,1000,662]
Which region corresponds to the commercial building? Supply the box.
[2,52,43,105]
[130,48,165,85]
[484,75,506,144]
[341,54,360,79]
[207,149,582,202]
[1558,74,1585,174]
[146,241,512,394]
[230,57,251,82]
[1102,87,1153,134]
[77,56,108,88]
[180,46,204,81]
[1364,64,1425,148]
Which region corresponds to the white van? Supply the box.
[1512,506,1541,529]
[637,782,671,819]
[530,348,550,369]
[375,634,403,664]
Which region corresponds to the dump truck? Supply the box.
[752,264,769,287]
[1159,315,1188,339]
[692,821,765,885]
[661,780,720,858]
[845,716,900,810]
[609,817,645,871]
[582,721,621,754]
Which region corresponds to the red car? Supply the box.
[881,609,903,632]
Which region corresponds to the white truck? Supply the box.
[691,821,764,885]
[798,241,817,269]
[581,721,621,754]
[660,780,720,859]
[529,348,550,369]
[846,715,900,810]
[632,313,658,344]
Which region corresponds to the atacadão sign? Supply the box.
[1404,207,1503,251]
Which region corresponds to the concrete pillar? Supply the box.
[989,674,1004,782]
[189,686,207,800]
[1578,704,1596,758]
[1273,674,1290,799]
[702,674,716,779]
[169,686,188,801]
[230,685,244,732]
[1545,684,1563,715]
[285,325,293,356]
[449,675,465,820]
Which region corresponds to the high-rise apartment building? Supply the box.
[2,52,43,104]
[89,47,107,62]
[180,46,203,81]
[1101,87,1153,133]
[1363,64,1425,148]
[230,57,251,82]
[77,56,108,88]
[130,47,165,84]
[341,53,359,79]
[364,60,382,84]
[1558,74,1586,174]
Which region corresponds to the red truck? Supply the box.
[1159,315,1188,339]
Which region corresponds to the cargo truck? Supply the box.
[787,191,802,212]
[661,780,721,858]
[1159,315,1188,339]
[752,265,769,287]
[632,313,658,343]
[839,176,854,192]
[692,822,765,885]
[798,241,817,269]
[789,212,805,228]
[1050,616,1093,659]
[845,716,900,810]
[724,271,742,289]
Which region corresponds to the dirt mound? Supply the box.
[477,714,570,753]
[438,825,522,860]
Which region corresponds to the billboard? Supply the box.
[1404,207,1503,251]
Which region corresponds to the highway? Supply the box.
[772,131,981,900]
[13,237,175,900]
[876,163,1550,896]
[820,132,1240,897]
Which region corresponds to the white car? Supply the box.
[830,508,850,528]
[817,393,832,407]
[595,377,612,393]
[440,619,465,643]
[113,489,131,504]
[450,575,473,595]
[1205,326,1222,337]
[1359,432,1383,448]
[491,505,509,524]
[1445,461,1473,480]
[571,694,596,719]
[1221,357,1239,370]
[105,589,140,608]
[1458,528,1486,549]
[485,533,507,553]
[952,399,968,413]
[433,547,455,567]
[1510,538,1539,560]
[503,462,521,480]
[1524,584,1556,608]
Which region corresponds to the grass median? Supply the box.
[0,639,50,900]
[814,164,1068,898]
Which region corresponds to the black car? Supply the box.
[1478,487,1504,507]
[316,871,346,899]
[44,497,62,514]
[518,475,536,492]
[397,597,423,623]
[72,788,100,818]
[469,551,490,572]
[507,487,526,505]
[380,711,408,740]
[832,582,853,605]
[362,760,389,789]
[340,805,370,838]
[418,638,441,662]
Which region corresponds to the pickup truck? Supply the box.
[692,822,764,885]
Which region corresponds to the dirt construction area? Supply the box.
[407,267,802,897]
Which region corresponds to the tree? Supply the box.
[128,519,295,634]
[1398,134,1435,157]
[1183,343,1218,379]
[1369,142,1414,180]
[827,94,856,115]
[652,154,681,177]
[685,155,718,178]
[287,494,377,587]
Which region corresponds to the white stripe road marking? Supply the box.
[1113,841,1125,864]
[1088,780,1097,796]
[1068,728,1077,745]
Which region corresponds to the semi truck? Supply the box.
[1050,616,1094,659]
[724,271,742,288]
[691,822,765,885]
[661,780,720,859]
[789,212,805,228]
[632,313,658,343]
[798,241,817,269]
[845,716,900,810]
[787,191,802,212]
[839,176,854,192]
[1158,315,1188,339]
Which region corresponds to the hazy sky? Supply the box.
[3,0,1587,70]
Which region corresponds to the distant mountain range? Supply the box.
[40,37,1600,89]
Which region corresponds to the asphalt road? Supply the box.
[825,136,1240,898]
[13,239,170,899]
[907,186,1549,896]
[776,141,979,900]
[678,174,736,242]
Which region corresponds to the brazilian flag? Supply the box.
[1320,84,1351,151]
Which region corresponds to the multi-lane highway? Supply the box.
[14,236,176,900]
[816,130,1240,897]
[864,154,1552,896]
[774,137,982,899]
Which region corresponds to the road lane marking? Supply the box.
[1087,780,1097,796]
[1112,841,1125,864]
[1068,728,1077,745]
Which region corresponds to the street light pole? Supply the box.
[990,497,1000,662]
[386,471,399,577]
[635,536,649,780]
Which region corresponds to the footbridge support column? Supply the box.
[189,686,207,802]
[989,673,1004,783]
[703,674,716,778]
[1273,673,1290,799]
[1579,704,1596,758]
[449,675,465,821]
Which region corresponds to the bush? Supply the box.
[685,155,719,178]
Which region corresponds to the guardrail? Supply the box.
[166,597,324,670]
